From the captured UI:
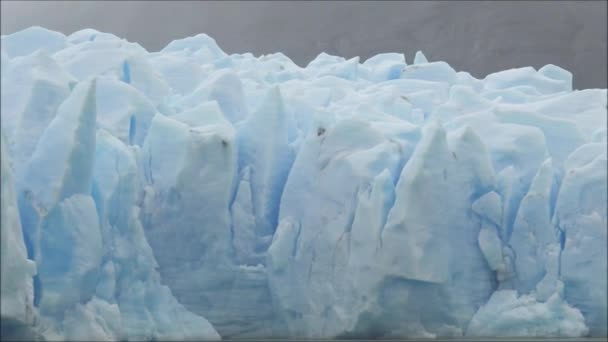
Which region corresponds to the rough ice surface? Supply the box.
[0,26,606,340]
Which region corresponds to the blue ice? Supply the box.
[1,27,606,340]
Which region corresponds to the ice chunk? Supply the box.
[306,52,346,69]
[447,113,549,242]
[92,129,142,240]
[66,29,122,45]
[401,61,457,84]
[368,125,497,334]
[484,67,571,94]
[232,87,293,264]
[171,100,228,128]
[37,195,102,316]
[557,152,607,336]
[231,167,260,264]
[95,78,157,146]
[478,223,504,271]
[564,143,606,171]
[141,110,237,336]
[118,56,170,105]
[1,134,36,324]
[360,53,405,81]
[379,124,494,283]
[18,80,97,268]
[92,130,220,341]
[538,64,572,90]
[62,297,122,341]
[254,53,305,83]
[509,159,557,291]
[269,118,411,337]
[494,106,585,165]
[380,123,456,283]
[238,87,295,237]
[1,51,75,170]
[348,169,396,277]
[267,217,300,274]
[1,27,67,58]
[148,53,206,95]
[9,75,72,173]
[316,56,360,80]
[19,80,97,212]
[178,70,248,123]
[413,51,429,64]
[161,33,227,64]
[472,191,502,227]
[466,289,588,337]
[53,38,148,83]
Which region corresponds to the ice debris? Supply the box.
[1,27,606,340]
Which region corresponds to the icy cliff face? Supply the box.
[1,26,606,340]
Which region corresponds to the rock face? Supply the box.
[1,27,606,340]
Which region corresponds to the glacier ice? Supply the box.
[466,286,589,337]
[0,26,606,340]
[1,134,37,325]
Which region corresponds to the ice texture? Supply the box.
[1,134,37,324]
[1,27,606,340]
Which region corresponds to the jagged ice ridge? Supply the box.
[0,26,606,340]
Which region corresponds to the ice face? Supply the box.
[1,26,606,340]
[1,26,67,59]
[1,134,37,324]
[466,287,588,337]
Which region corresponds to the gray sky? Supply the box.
[1,1,606,89]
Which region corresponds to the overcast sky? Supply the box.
[1,1,606,89]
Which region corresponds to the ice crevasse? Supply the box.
[0,26,606,340]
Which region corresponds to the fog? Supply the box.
[1,1,606,89]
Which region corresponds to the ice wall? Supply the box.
[1,27,606,340]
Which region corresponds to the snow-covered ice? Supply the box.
[1,26,606,340]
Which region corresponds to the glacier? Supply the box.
[0,26,606,340]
